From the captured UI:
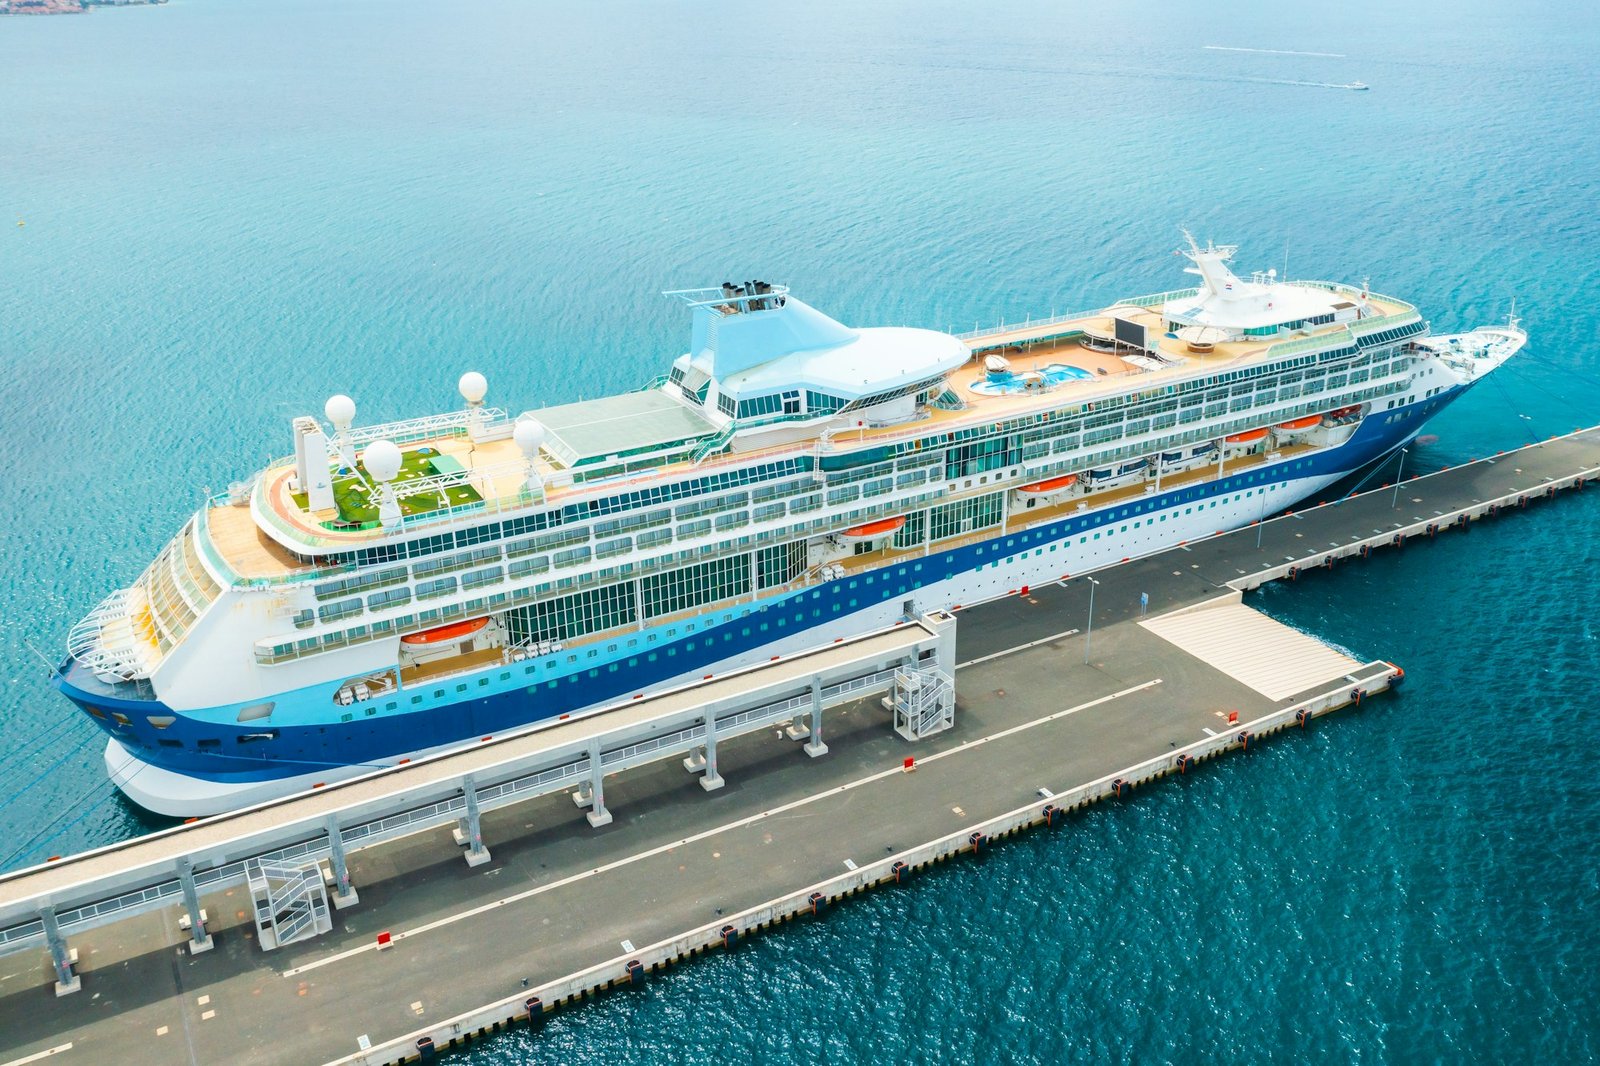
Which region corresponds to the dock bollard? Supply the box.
[891,860,910,883]
[525,996,543,1028]
[1042,803,1060,826]
[1295,709,1311,729]
[416,1036,435,1059]
[809,891,826,916]
[1175,754,1194,774]
[720,924,739,949]
[626,959,645,984]
[969,831,987,854]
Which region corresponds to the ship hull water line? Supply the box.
[56,238,1526,816]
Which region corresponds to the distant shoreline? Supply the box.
[1,0,167,15]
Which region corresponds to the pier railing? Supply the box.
[326,657,1398,1066]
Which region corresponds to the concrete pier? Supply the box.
[1,426,1596,1066]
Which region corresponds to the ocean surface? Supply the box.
[3,0,1599,1060]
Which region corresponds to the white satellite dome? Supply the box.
[363,439,403,482]
[325,394,357,430]
[513,418,547,457]
[458,371,489,404]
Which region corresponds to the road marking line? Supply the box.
[957,626,1081,669]
[279,678,1161,978]
[1,1044,73,1066]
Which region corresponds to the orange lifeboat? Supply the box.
[1275,415,1322,432]
[840,516,906,542]
[1224,428,1270,444]
[1017,473,1079,497]
[1325,404,1363,420]
[402,616,491,646]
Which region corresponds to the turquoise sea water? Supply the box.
[3,0,1599,1059]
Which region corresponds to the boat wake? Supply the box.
[1235,76,1370,91]
[1204,45,1346,58]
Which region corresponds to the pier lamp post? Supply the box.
[1391,448,1408,508]
[1083,576,1100,665]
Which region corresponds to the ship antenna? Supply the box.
[22,639,60,679]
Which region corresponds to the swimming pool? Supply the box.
[970,363,1095,396]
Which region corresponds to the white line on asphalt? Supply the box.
[279,678,1162,979]
[1,1042,73,1066]
[957,626,1081,669]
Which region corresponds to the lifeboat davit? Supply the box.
[402,616,491,646]
[1017,473,1079,497]
[1275,415,1322,432]
[840,516,906,543]
[1224,428,1270,444]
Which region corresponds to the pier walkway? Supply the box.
[0,426,1596,1066]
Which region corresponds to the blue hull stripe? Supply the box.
[55,391,1449,785]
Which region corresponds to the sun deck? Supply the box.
[210,285,1414,580]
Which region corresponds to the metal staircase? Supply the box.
[246,858,332,951]
[892,664,955,741]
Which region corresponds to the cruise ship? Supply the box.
[57,236,1526,816]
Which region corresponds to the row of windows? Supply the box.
[642,554,752,620]
[756,540,806,589]
[928,491,1005,542]
[335,458,811,568]
[504,582,636,646]
[1356,321,1426,348]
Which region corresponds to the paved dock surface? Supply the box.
[2,427,1596,1066]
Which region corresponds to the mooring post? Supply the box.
[176,856,214,954]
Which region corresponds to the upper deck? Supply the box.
[206,276,1417,582]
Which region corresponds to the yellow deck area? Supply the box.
[400,645,509,687]
[206,501,305,578]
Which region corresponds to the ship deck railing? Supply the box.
[231,285,1419,567]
